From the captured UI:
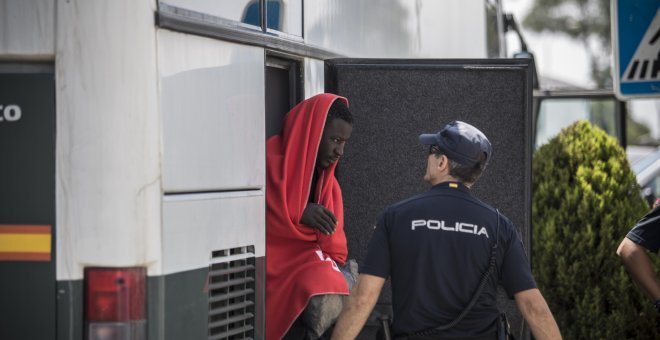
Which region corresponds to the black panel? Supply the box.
[266,56,303,139]
[0,71,56,339]
[325,59,532,338]
[148,275,166,340]
[254,256,266,340]
[266,66,290,138]
[160,268,209,340]
[56,267,264,340]
[57,280,84,340]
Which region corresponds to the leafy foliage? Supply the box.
[533,121,659,338]
[523,0,612,88]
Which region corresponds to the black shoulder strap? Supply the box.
[407,209,501,337]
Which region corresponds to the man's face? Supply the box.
[316,117,353,169]
[423,147,444,184]
[423,154,438,184]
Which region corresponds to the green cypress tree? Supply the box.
[532,120,659,338]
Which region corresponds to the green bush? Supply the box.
[532,120,659,339]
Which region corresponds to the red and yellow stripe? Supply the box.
[0,224,52,261]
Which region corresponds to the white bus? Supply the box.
[0,1,508,339]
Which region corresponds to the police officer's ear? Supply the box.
[436,154,449,172]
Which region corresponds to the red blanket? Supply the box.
[266,93,350,339]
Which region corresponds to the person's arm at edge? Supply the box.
[331,274,386,340]
[514,288,561,340]
[617,237,660,301]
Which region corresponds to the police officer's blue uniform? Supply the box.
[361,181,536,338]
[626,205,660,252]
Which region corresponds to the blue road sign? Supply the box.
[613,0,660,99]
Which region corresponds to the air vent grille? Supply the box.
[208,245,256,340]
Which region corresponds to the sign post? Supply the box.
[613,0,660,99]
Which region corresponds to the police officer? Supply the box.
[331,121,561,340]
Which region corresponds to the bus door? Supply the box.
[325,59,534,339]
[0,65,56,339]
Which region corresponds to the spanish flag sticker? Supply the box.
[449,183,458,188]
[0,225,52,261]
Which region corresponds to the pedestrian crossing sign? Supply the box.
[613,0,660,99]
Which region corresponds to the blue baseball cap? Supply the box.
[419,121,492,167]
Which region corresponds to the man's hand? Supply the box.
[301,203,337,234]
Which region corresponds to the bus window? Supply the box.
[535,96,618,149]
[626,98,660,160]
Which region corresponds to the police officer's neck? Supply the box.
[429,174,471,188]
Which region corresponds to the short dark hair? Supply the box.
[327,100,353,125]
[431,150,487,185]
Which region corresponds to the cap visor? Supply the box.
[418,134,437,145]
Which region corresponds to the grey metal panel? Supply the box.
[161,191,265,275]
[0,0,55,57]
[158,31,265,193]
[325,58,532,338]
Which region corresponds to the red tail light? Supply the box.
[84,267,146,340]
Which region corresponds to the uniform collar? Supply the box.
[430,181,470,193]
